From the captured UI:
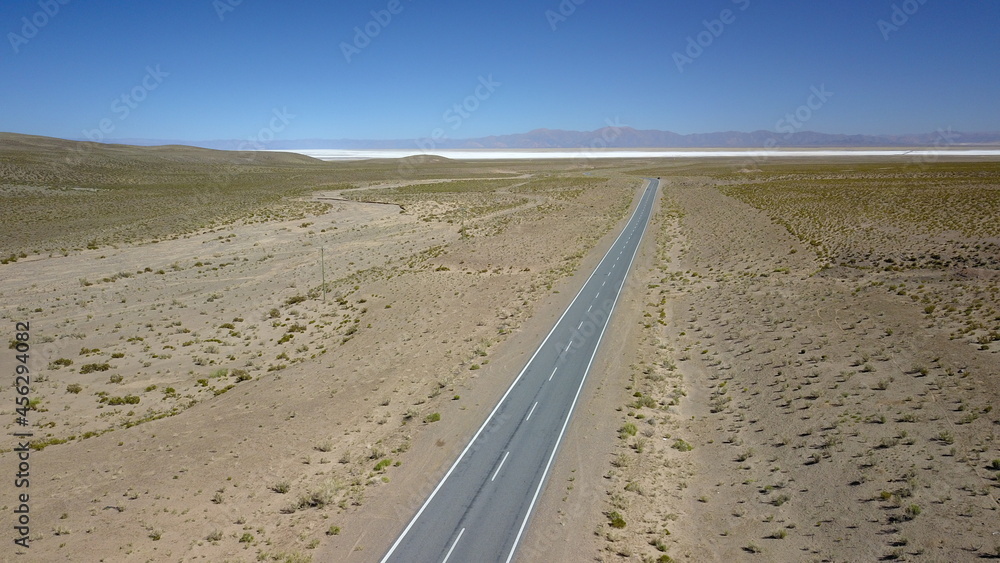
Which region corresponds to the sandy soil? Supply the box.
[3,157,998,563]
[0,171,636,562]
[524,168,999,562]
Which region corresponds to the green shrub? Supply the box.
[232,369,252,382]
[607,511,626,528]
[106,395,140,405]
[50,358,73,369]
[66,383,83,394]
[631,394,657,409]
[424,413,441,423]
[671,438,693,451]
[620,423,638,437]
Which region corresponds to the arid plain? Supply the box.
[1,135,998,562]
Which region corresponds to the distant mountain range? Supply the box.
[92,127,1000,151]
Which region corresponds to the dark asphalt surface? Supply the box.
[381,179,659,563]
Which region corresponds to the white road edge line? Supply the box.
[491,451,511,482]
[379,179,656,563]
[525,401,539,421]
[504,179,657,563]
[441,528,465,563]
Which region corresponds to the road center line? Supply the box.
[525,401,538,421]
[382,179,658,563]
[549,366,558,381]
[577,321,583,329]
[491,451,511,482]
[564,340,573,353]
[442,528,465,563]
[587,304,592,312]
[504,179,658,563]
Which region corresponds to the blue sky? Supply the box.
[2,0,998,142]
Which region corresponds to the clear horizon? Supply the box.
[24,125,1000,145]
[3,1,999,143]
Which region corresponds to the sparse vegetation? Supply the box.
[607,511,627,529]
[79,363,111,374]
[5,147,999,562]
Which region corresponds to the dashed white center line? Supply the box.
[564,340,573,353]
[442,528,465,563]
[549,366,558,381]
[491,451,511,482]
[526,401,538,421]
[577,321,583,330]
[586,305,592,312]
[595,292,600,299]
[602,281,606,287]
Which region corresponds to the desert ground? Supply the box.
[1,136,998,562]
[523,160,1000,563]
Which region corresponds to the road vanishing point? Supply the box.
[381,178,659,563]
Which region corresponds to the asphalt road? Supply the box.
[381,178,659,563]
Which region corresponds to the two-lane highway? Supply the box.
[381,178,659,563]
